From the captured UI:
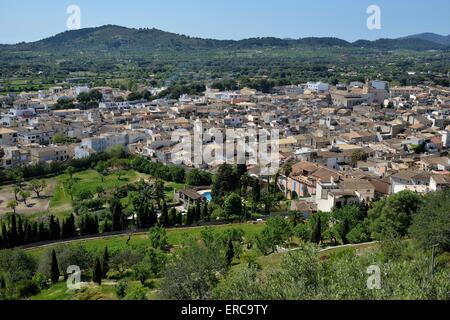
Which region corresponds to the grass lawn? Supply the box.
[164,181,186,203]
[47,169,142,218]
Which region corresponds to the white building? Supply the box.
[75,132,129,158]
[307,82,330,93]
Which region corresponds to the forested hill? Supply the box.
[1,25,448,52]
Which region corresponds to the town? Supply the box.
[0,0,449,304]
[1,79,450,216]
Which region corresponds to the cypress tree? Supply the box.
[168,208,177,226]
[102,247,110,278]
[17,216,24,245]
[1,224,7,248]
[149,205,157,227]
[226,239,234,266]
[176,212,183,225]
[186,207,194,225]
[0,275,5,289]
[311,215,322,244]
[25,222,32,243]
[38,222,48,241]
[56,218,61,239]
[341,218,350,245]
[195,202,201,223]
[111,197,123,231]
[61,220,67,239]
[50,250,60,284]
[10,214,17,247]
[49,215,60,240]
[201,202,210,222]
[160,202,169,227]
[31,222,38,242]
[93,258,103,285]
[69,214,77,237]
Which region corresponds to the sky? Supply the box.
[0,0,449,44]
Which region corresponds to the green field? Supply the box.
[25,222,266,259]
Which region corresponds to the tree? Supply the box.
[7,169,24,186]
[50,250,60,284]
[7,200,18,214]
[186,169,212,186]
[251,179,261,209]
[110,197,124,231]
[351,149,369,165]
[410,190,450,252]
[65,166,76,180]
[115,280,128,299]
[19,191,31,206]
[340,218,350,244]
[124,284,147,300]
[367,190,422,239]
[186,206,195,225]
[201,202,210,222]
[76,190,93,201]
[13,186,21,201]
[51,133,66,144]
[0,275,5,289]
[30,180,47,198]
[102,247,110,278]
[225,239,234,266]
[49,215,61,240]
[148,226,168,251]
[110,249,141,275]
[159,202,169,227]
[311,215,322,244]
[256,217,293,255]
[212,164,238,201]
[95,161,108,182]
[223,192,243,218]
[160,235,227,300]
[133,259,152,285]
[93,258,103,285]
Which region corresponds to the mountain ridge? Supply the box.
[399,32,450,46]
[1,25,448,52]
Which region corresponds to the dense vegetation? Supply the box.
[1,26,449,95]
[0,178,449,300]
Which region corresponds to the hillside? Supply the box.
[1,25,447,53]
[400,32,450,46]
[1,25,449,91]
